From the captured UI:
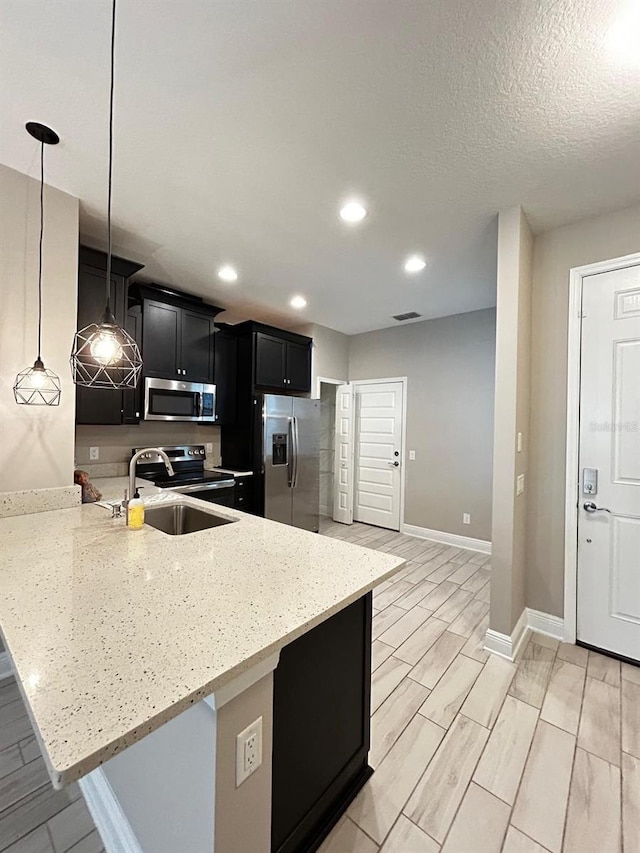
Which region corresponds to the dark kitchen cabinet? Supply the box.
[142,300,180,380]
[286,341,312,392]
[230,322,312,394]
[181,309,214,383]
[141,299,216,384]
[272,594,373,853]
[213,329,237,425]
[75,247,144,425]
[255,333,287,389]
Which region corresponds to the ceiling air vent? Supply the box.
[392,311,422,322]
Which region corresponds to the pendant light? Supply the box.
[13,123,62,407]
[70,0,142,389]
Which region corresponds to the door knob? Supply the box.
[583,502,611,514]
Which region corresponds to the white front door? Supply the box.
[577,263,640,661]
[353,381,404,530]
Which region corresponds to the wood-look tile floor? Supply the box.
[1,520,638,852]
[318,520,640,853]
[0,680,103,853]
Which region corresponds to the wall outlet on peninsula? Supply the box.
[236,717,262,786]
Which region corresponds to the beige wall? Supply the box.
[295,322,349,394]
[0,164,79,492]
[528,203,640,618]
[490,207,533,636]
[348,309,496,541]
[75,423,222,476]
[214,674,273,853]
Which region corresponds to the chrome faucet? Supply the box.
[127,448,175,517]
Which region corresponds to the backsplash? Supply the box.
[75,423,222,478]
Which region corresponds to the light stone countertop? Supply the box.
[0,477,404,788]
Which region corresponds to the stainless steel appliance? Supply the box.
[144,377,216,423]
[263,395,319,532]
[133,445,235,505]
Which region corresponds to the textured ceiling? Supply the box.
[1,0,639,334]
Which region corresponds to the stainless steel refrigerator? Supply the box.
[263,395,319,532]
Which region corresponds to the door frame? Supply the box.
[351,377,408,532]
[315,376,346,400]
[563,251,640,643]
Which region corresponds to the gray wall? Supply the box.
[348,308,496,541]
[528,203,640,618]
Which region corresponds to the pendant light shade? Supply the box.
[71,311,142,389]
[13,123,62,407]
[70,0,142,389]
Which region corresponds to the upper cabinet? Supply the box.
[232,322,312,395]
[141,299,216,384]
[130,284,222,385]
[75,246,144,425]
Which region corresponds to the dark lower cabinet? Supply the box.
[272,594,373,853]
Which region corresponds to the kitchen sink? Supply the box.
[144,503,237,536]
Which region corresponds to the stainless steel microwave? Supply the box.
[144,377,216,422]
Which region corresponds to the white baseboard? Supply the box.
[402,523,491,555]
[79,767,143,853]
[485,609,529,661]
[526,608,565,640]
[0,652,13,681]
[484,608,565,661]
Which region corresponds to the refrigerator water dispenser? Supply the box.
[272,434,288,466]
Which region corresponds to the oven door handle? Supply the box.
[164,481,234,495]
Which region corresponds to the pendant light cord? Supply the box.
[105,0,116,314]
[37,140,44,361]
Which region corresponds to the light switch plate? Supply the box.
[516,474,525,495]
[517,432,523,453]
[89,447,99,461]
[463,513,471,525]
[236,717,262,786]
[409,450,416,460]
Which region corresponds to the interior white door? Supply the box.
[333,384,354,524]
[577,263,640,661]
[353,381,403,530]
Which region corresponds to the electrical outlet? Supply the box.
[89,447,99,461]
[205,443,213,455]
[517,474,525,495]
[409,450,416,460]
[236,717,262,786]
[463,513,471,525]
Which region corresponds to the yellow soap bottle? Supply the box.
[127,488,145,529]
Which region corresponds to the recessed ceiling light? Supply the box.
[290,295,307,309]
[404,255,427,273]
[339,201,367,223]
[606,0,640,67]
[217,265,238,283]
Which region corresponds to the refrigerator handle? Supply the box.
[292,415,299,488]
[287,417,294,488]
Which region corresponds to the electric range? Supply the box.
[133,445,235,503]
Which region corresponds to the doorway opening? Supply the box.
[318,379,342,518]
